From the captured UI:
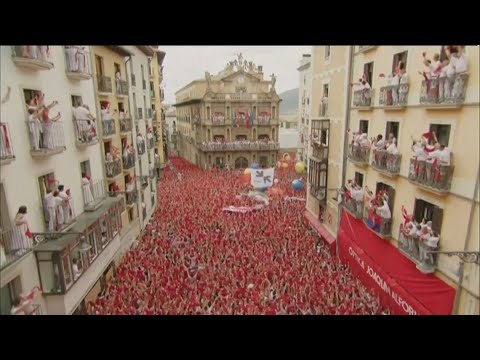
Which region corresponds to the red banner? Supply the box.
[338,209,455,315]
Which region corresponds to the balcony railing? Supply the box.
[44,198,77,233]
[83,179,106,211]
[256,117,271,126]
[73,119,98,146]
[363,207,392,239]
[0,122,15,164]
[408,158,454,194]
[212,117,226,126]
[343,199,363,219]
[150,89,155,98]
[397,225,438,274]
[131,74,136,87]
[155,157,161,168]
[419,74,468,106]
[379,84,409,107]
[199,142,280,152]
[102,119,116,137]
[11,46,54,70]
[0,227,33,270]
[123,153,135,170]
[105,159,122,178]
[348,144,370,165]
[119,117,132,133]
[64,46,91,80]
[371,149,401,176]
[126,189,138,206]
[147,137,155,150]
[115,79,129,96]
[353,89,374,107]
[97,75,112,94]
[137,140,146,155]
[146,108,152,119]
[26,120,66,157]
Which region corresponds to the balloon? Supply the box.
[274,179,279,185]
[244,168,252,175]
[281,162,288,169]
[251,163,259,169]
[292,179,304,191]
[295,162,305,174]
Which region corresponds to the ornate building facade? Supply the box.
[174,54,280,169]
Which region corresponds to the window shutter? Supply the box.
[413,198,423,223]
[431,206,444,235]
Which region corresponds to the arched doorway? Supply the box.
[235,157,249,169]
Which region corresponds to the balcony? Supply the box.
[44,198,77,233]
[83,179,107,212]
[0,122,15,165]
[397,225,438,274]
[199,141,280,152]
[142,80,147,90]
[11,46,54,70]
[256,117,271,126]
[212,116,225,126]
[126,189,138,206]
[348,144,370,166]
[154,157,161,168]
[115,79,129,96]
[379,84,409,109]
[353,89,374,109]
[309,186,326,202]
[64,46,91,80]
[149,168,155,179]
[73,119,98,147]
[119,117,132,134]
[343,199,363,219]
[123,153,135,171]
[97,75,112,95]
[146,108,152,119]
[147,137,155,150]
[105,159,122,179]
[0,227,33,270]
[137,140,146,156]
[150,89,155,98]
[408,158,454,195]
[131,74,136,87]
[363,207,392,239]
[419,74,468,108]
[140,176,149,189]
[26,120,66,158]
[102,119,116,138]
[371,149,401,177]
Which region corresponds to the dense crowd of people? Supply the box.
[88,157,389,315]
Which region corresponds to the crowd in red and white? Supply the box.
[87,157,389,315]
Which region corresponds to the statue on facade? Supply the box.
[248,61,255,72]
[205,71,212,88]
[270,73,277,91]
[237,52,244,67]
[226,61,234,72]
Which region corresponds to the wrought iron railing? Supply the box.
[123,153,136,169]
[115,79,129,96]
[419,74,468,105]
[82,179,106,210]
[64,46,90,75]
[102,119,116,137]
[11,46,53,65]
[0,122,15,161]
[397,225,438,273]
[353,88,374,107]
[0,227,33,270]
[25,120,66,154]
[371,149,401,175]
[126,189,138,205]
[408,158,454,193]
[119,117,132,133]
[105,159,122,178]
[97,75,112,93]
[348,144,370,164]
[343,199,363,219]
[379,84,409,107]
[363,207,391,238]
[73,119,97,145]
[137,140,146,156]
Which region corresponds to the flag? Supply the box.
[250,168,275,188]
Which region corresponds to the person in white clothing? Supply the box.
[82,173,94,206]
[27,108,43,150]
[398,63,409,104]
[58,185,71,224]
[11,206,32,255]
[450,47,468,100]
[44,189,56,231]
[72,258,82,280]
[73,102,95,142]
[54,190,64,226]
[376,200,391,220]
[390,72,400,104]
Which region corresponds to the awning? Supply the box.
[304,210,336,254]
[338,209,455,315]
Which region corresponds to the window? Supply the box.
[429,124,451,147]
[272,106,276,119]
[413,199,443,234]
[363,62,374,87]
[323,84,329,97]
[118,102,124,113]
[385,121,399,144]
[259,156,268,167]
[71,95,82,107]
[375,182,395,213]
[23,88,41,107]
[0,277,21,315]
[80,160,91,178]
[215,157,223,166]
[359,120,369,134]
[132,93,137,119]
[95,55,104,76]
[354,172,364,187]
[325,46,331,60]
[114,63,120,76]
[392,51,408,74]
[141,65,145,82]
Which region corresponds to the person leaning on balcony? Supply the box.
[27,108,42,150]
[449,46,468,99]
[72,258,82,280]
[58,185,71,224]
[74,101,95,142]
[398,62,409,103]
